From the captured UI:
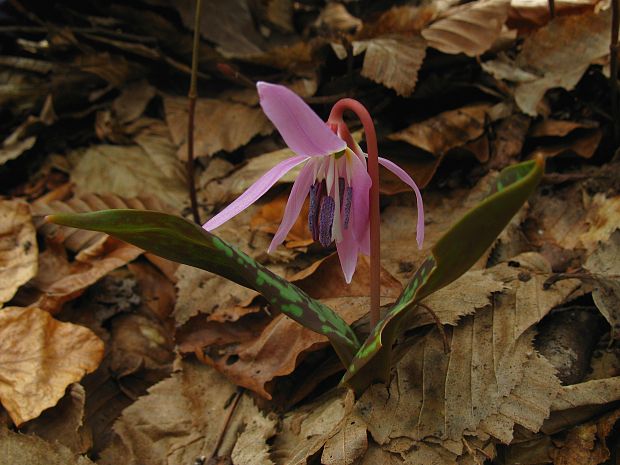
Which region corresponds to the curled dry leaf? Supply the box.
[388,104,491,155]
[164,95,273,159]
[315,3,362,34]
[0,427,95,465]
[0,199,37,306]
[0,307,104,426]
[421,0,509,57]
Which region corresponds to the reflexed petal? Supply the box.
[336,225,359,284]
[203,155,309,231]
[257,82,346,158]
[268,161,316,252]
[348,151,372,242]
[378,157,425,248]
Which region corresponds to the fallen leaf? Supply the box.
[315,3,362,34]
[99,360,238,465]
[0,199,37,306]
[550,409,620,465]
[263,0,294,33]
[0,307,104,426]
[388,104,491,155]
[174,0,266,58]
[508,0,601,30]
[22,384,91,454]
[552,377,620,411]
[421,0,510,57]
[251,191,313,248]
[321,416,368,465]
[70,141,187,212]
[529,119,599,137]
[230,397,278,465]
[16,237,142,314]
[33,193,172,254]
[584,230,620,337]
[484,8,611,115]
[271,389,354,465]
[354,35,427,97]
[0,427,95,465]
[164,94,272,159]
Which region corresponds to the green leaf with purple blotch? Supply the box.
[343,155,545,394]
[46,210,360,365]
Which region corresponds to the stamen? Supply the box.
[318,196,335,247]
[343,186,353,229]
[308,180,324,242]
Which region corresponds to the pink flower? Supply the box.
[203,82,424,283]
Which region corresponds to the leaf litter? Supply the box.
[1,0,620,463]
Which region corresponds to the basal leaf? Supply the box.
[343,155,545,393]
[47,210,360,364]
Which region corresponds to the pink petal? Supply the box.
[348,152,372,242]
[257,82,346,158]
[336,225,360,284]
[203,155,309,231]
[268,161,316,252]
[378,157,425,248]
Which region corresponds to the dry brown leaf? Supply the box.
[530,128,602,159]
[164,95,272,159]
[33,193,171,254]
[272,389,354,465]
[550,409,620,465]
[484,8,611,115]
[100,360,238,465]
[174,0,265,58]
[264,0,294,32]
[0,427,95,465]
[70,140,187,212]
[354,254,575,454]
[0,200,37,306]
[529,119,599,137]
[251,191,313,248]
[552,377,620,411]
[22,383,91,454]
[356,35,427,97]
[388,104,491,155]
[0,307,104,426]
[360,4,439,37]
[584,230,620,336]
[173,265,260,326]
[230,397,278,465]
[422,0,509,57]
[508,0,601,30]
[315,3,362,34]
[321,416,368,465]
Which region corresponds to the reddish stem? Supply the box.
[328,99,381,330]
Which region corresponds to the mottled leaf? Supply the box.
[343,155,545,392]
[47,210,360,365]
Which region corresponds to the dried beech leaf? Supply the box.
[388,104,491,155]
[0,307,104,426]
[0,427,95,465]
[315,3,362,33]
[356,35,426,97]
[0,200,37,306]
[164,95,272,159]
[584,230,620,336]
[231,398,278,465]
[19,238,142,314]
[422,0,509,57]
[271,389,353,465]
[22,384,91,454]
[354,254,573,452]
[100,360,237,465]
[321,417,368,465]
[552,377,620,411]
[33,193,171,254]
[70,142,186,212]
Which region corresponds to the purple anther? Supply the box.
[318,195,335,247]
[343,186,353,229]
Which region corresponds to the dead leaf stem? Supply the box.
[206,388,244,464]
[187,0,203,224]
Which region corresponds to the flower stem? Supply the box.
[328,99,381,331]
[611,0,620,142]
[187,0,202,224]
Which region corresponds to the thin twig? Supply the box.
[548,0,555,18]
[417,303,450,354]
[187,0,203,224]
[611,0,620,142]
[206,388,244,465]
